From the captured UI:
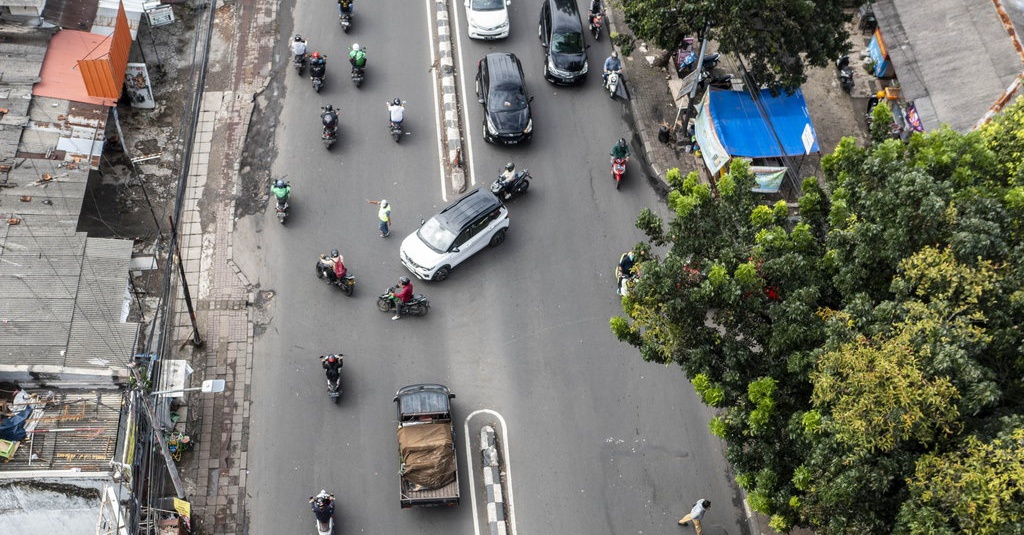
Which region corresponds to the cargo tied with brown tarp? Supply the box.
[397,423,456,490]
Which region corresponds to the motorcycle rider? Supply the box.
[497,162,519,198]
[319,249,345,282]
[270,179,291,204]
[387,98,405,124]
[309,51,327,79]
[603,51,621,83]
[616,250,637,295]
[291,35,308,64]
[588,0,603,30]
[338,0,353,16]
[309,492,335,522]
[321,354,343,385]
[349,43,367,70]
[389,276,413,320]
[610,137,631,163]
[321,104,338,136]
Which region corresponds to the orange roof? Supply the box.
[33,30,118,106]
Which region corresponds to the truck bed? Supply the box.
[400,477,460,508]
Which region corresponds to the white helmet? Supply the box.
[351,43,361,51]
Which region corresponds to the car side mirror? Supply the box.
[586,44,591,50]
[419,218,426,226]
[541,42,548,48]
[451,247,461,253]
[528,96,534,103]
[478,98,486,104]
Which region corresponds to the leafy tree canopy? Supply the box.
[619,0,855,91]
[614,98,1024,533]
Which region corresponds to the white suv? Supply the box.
[400,188,510,281]
[465,0,510,40]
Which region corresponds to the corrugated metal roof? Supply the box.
[32,30,117,107]
[0,389,125,473]
[41,0,99,31]
[876,0,1024,132]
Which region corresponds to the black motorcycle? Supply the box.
[490,168,532,200]
[293,53,307,75]
[339,12,352,32]
[377,287,429,316]
[320,355,343,404]
[321,106,338,149]
[836,55,854,93]
[351,66,365,88]
[315,261,355,296]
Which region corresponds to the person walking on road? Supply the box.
[367,198,391,237]
[678,499,710,534]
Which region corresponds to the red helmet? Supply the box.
[327,355,336,363]
[310,51,322,60]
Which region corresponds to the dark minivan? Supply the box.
[538,0,589,84]
[476,52,534,145]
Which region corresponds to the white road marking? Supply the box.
[450,0,477,188]
[425,0,449,202]
[464,409,517,535]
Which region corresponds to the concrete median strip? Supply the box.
[481,425,507,535]
[432,0,467,193]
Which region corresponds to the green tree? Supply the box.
[619,0,855,91]
[614,99,1024,533]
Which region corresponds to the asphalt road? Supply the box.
[240,1,749,534]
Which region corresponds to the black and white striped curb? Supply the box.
[434,0,466,192]
[481,425,507,535]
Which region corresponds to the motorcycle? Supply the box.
[490,168,531,200]
[274,192,290,224]
[321,105,338,149]
[377,287,430,317]
[836,55,854,93]
[310,59,326,93]
[675,47,719,78]
[310,490,335,535]
[387,101,405,143]
[339,12,352,32]
[293,52,307,75]
[699,69,734,90]
[589,10,604,40]
[604,70,621,99]
[351,66,364,88]
[315,259,355,296]
[611,157,628,189]
[320,355,343,403]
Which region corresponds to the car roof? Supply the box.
[435,188,503,230]
[548,0,582,31]
[484,52,522,80]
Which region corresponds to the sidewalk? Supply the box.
[167,0,277,533]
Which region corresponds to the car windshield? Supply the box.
[416,217,457,252]
[470,0,504,10]
[488,83,527,112]
[551,31,584,54]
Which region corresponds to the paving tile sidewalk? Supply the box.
[167,0,277,533]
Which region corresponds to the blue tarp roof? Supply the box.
[707,88,819,157]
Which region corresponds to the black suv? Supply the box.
[476,52,534,145]
[538,0,588,84]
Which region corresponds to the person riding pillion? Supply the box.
[321,354,343,382]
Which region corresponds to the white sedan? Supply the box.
[465,0,510,40]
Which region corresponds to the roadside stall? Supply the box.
[693,88,820,194]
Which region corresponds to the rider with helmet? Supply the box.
[309,51,327,78]
[270,179,291,203]
[321,104,338,129]
[387,98,405,124]
[349,43,367,69]
[603,51,621,82]
[309,492,335,522]
[389,276,413,320]
[610,137,631,161]
[319,249,346,282]
[321,353,344,383]
[338,0,353,15]
[498,162,519,198]
[291,35,308,61]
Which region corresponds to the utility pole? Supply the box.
[168,215,204,347]
[132,370,188,499]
